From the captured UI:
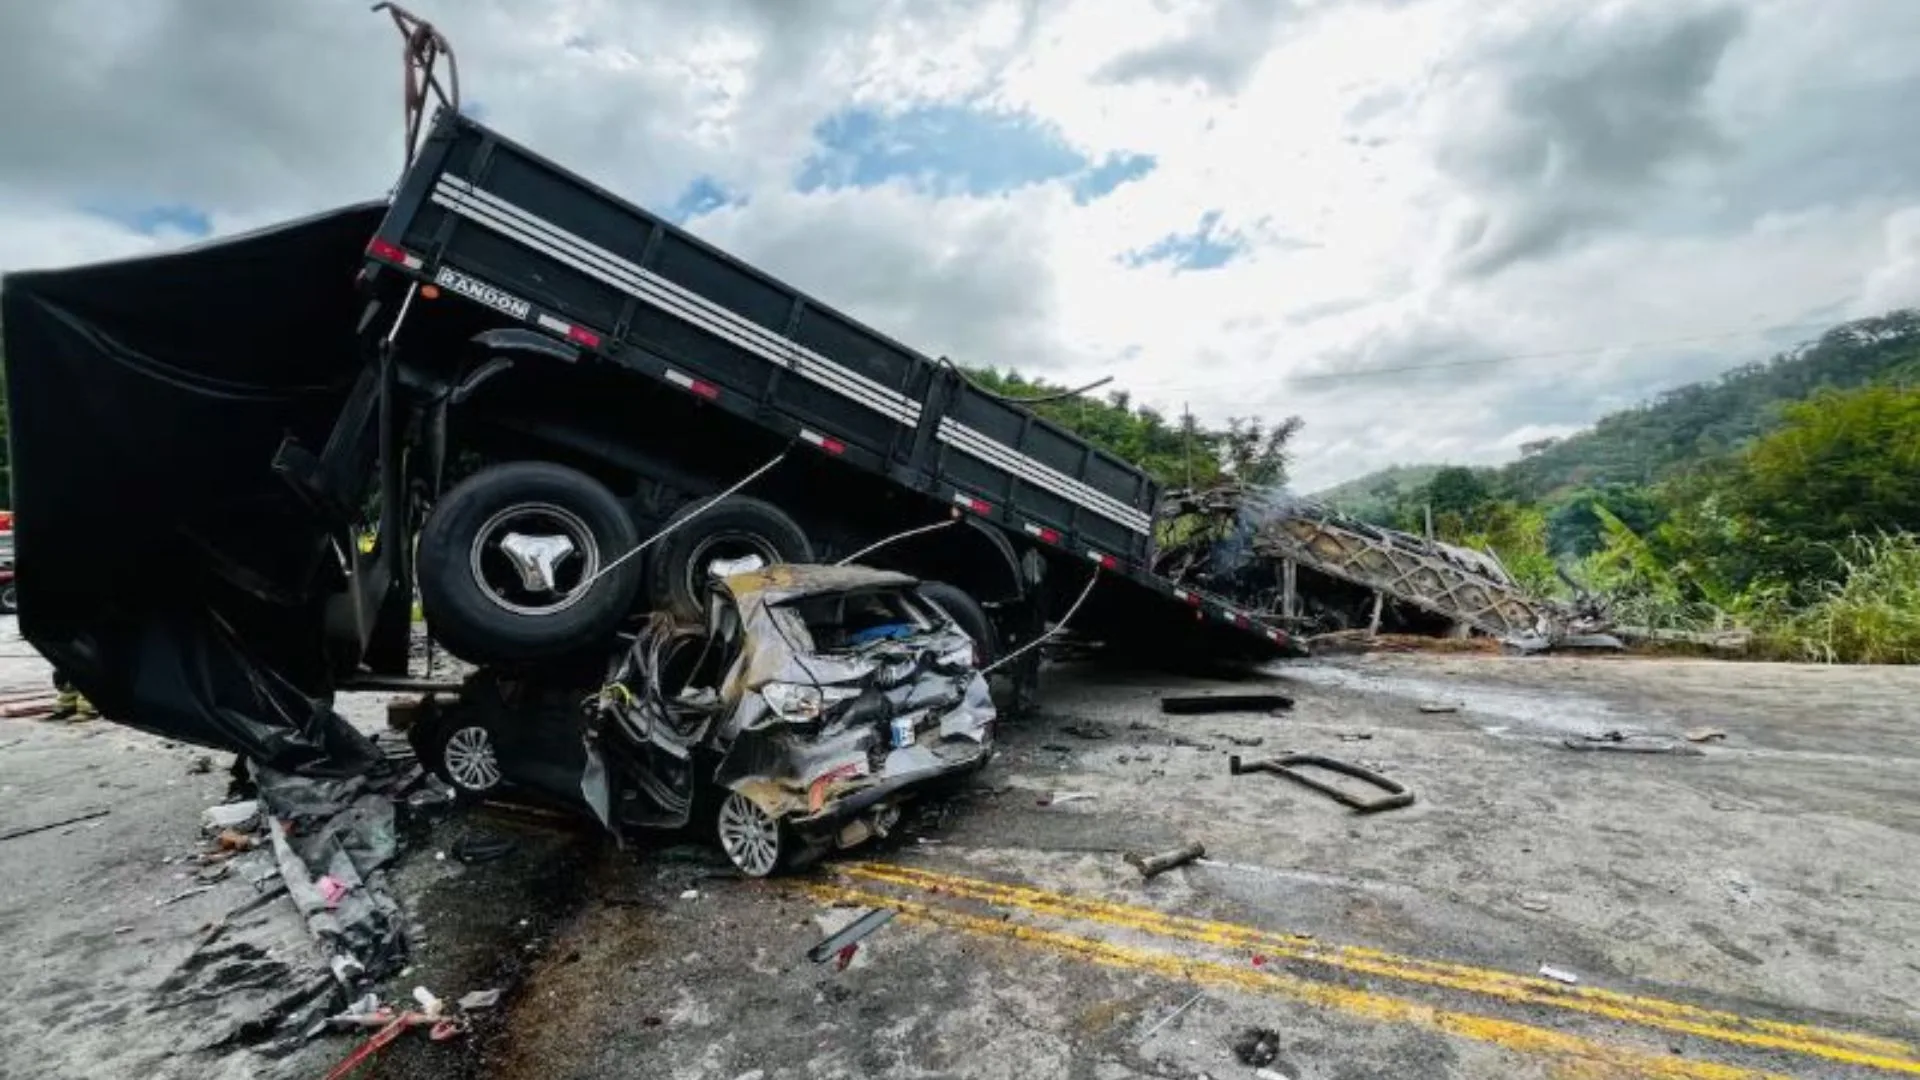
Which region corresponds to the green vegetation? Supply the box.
[1307,312,1920,663]
[961,367,1303,490]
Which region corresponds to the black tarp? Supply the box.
[1,203,388,773]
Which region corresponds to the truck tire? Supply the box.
[648,495,812,621]
[918,581,997,667]
[418,461,643,664]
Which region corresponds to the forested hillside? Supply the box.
[1299,310,1920,662]
[1502,311,1920,501]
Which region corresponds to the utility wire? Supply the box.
[1118,319,1837,395]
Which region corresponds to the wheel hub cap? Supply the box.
[498,531,578,592]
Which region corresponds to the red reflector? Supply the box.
[566,325,602,348]
[367,238,409,265]
[1236,614,1250,628]
[1096,554,1118,570]
[688,379,720,400]
[819,436,846,455]
[1038,527,1060,544]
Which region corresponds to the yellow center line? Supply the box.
[840,861,1920,1074]
[802,882,1794,1080]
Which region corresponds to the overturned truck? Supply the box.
[0,107,1291,870]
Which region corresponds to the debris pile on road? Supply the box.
[1155,483,1624,652]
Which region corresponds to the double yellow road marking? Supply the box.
[809,861,1919,1078]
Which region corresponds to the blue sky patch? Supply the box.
[1123,211,1247,272]
[797,104,1154,201]
[88,203,213,238]
[667,176,744,222]
[1073,152,1156,204]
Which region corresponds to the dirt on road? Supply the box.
[467,653,1920,1080]
[6,640,1919,1079]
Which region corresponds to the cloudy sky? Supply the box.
[5,0,1918,490]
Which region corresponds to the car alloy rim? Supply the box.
[442,725,502,791]
[468,502,602,616]
[717,790,782,877]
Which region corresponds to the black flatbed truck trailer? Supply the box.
[325,108,1291,699]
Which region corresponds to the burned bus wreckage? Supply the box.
[1156,486,1620,650]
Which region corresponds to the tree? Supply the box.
[1546,483,1663,557]
[1424,467,1491,518]
[1220,415,1305,488]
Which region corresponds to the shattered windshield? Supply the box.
[768,588,939,654]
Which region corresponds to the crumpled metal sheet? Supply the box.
[585,568,995,834]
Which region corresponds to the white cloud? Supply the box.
[3,0,1917,495]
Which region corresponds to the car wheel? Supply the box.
[716,789,787,877]
[433,722,504,795]
[0,584,16,615]
[918,581,997,666]
[418,461,643,664]
[648,495,812,622]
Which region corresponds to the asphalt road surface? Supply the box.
[3,620,1918,1079]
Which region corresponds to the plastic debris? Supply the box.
[1418,702,1461,714]
[1686,727,1728,743]
[412,986,444,1015]
[1256,1069,1294,1080]
[679,889,700,901]
[201,800,260,832]
[1039,791,1096,806]
[458,988,503,1011]
[1539,964,1580,985]
[1517,894,1551,913]
[317,875,351,909]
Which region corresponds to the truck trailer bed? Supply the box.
[366,109,1289,659]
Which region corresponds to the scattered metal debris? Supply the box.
[1561,732,1702,755]
[1686,728,1728,743]
[1232,1027,1282,1067]
[807,907,897,963]
[1517,894,1551,913]
[157,884,216,907]
[1039,791,1097,807]
[1418,702,1460,714]
[1539,964,1580,985]
[1230,753,1415,813]
[1161,693,1294,715]
[458,988,503,1011]
[1139,991,1204,1040]
[0,806,109,843]
[1127,842,1207,880]
[1337,732,1374,742]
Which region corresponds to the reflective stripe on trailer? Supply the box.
[954,492,992,515]
[799,429,846,455]
[664,368,721,400]
[1022,522,1062,544]
[535,312,601,348]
